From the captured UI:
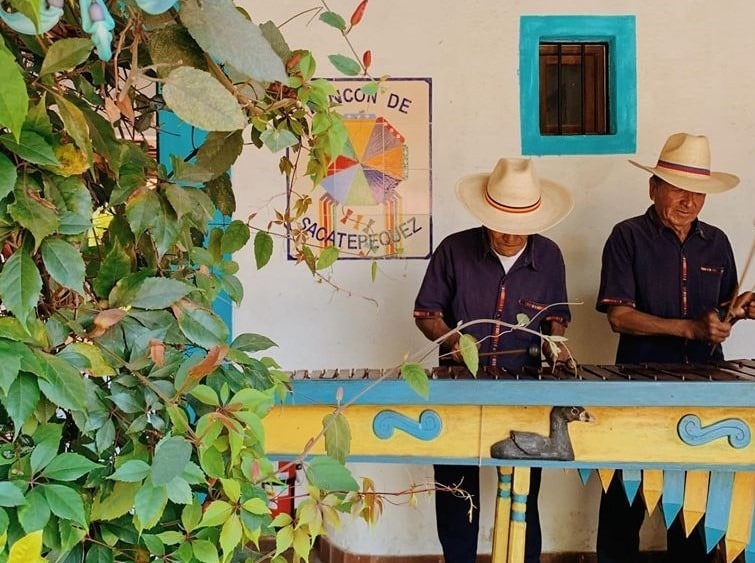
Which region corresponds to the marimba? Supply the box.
[263,360,755,563]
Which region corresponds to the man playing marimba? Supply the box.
[414,157,575,563]
[596,132,755,563]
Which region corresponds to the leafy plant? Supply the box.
[0,0,380,561]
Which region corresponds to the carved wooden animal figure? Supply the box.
[490,406,595,461]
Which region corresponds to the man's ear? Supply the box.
[648,176,657,201]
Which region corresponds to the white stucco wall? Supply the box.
[234,1,755,555]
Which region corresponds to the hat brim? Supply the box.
[628,160,740,194]
[455,173,574,235]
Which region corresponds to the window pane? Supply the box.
[538,42,608,135]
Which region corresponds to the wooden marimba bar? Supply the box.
[264,360,755,563]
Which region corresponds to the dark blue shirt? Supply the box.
[596,206,738,363]
[414,228,571,370]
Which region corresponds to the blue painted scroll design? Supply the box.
[372,409,442,440]
[677,414,751,449]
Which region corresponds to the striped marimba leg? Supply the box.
[491,466,513,563]
[506,466,530,563]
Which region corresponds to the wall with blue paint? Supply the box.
[231,0,755,556]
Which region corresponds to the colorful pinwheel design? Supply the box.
[321,114,408,206]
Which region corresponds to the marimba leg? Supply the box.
[491,466,513,563]
[507,466,531,563]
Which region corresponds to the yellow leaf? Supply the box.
[8,530,43,563]
[292,527,312,561]
[274,525,293,556]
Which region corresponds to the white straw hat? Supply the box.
[629,132,739,194]
[455,158,573,235]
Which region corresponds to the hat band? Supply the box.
[485,190,542,214]
[657,159,711,177]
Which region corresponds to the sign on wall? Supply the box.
[289,77,432,260]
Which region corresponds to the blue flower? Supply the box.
[134,0,176,15]
[0,0,63,35]
[79,0,115,61]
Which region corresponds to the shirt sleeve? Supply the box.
[719,233,739,305]
[543,246,571,325]
[596,224,637,313]
[413,240,454,319]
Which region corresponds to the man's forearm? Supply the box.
[606,305,731,343]
[415,317,457,345]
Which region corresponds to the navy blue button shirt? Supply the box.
[597,206,738,363]
[414,228,571,370]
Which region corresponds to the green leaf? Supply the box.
[40,38,94,76]
[41,238,86,294]
[180,0,287,83]
[151,436,192,486]
[219,514,242,558]
[43,175,92,235]
[93,242,131,299]
[205,172,235,216]
[165,476,192,505]
[174,302,229,348]
[259,128,299,153]
[29,423,63,473]
[35,351,88,412]
[192,539,220,563]
[253,231,273,269]
[189,384,219,406]
[196,130,243,181]
[41,484,87,526]
[131,278,194,310]
[156,531,184,545]
[163,67,246,132]
[8,193,58,253]
[0,130,58,166]
[24,95,53,140]
[197,500,233,528]
[4,370,38,434]
[323,412,351,464]
[516,313,530,326]
[230,333,276,353]
[90,481,140,521]
[458,333,479,375]
[125,187,161,237]
[0,47,28,141]
[316,246,339,270]
[0,339,22,395]
[41,453,101,481]
[0,482,26,507]
[362,81,379,95]
[134,481,168,531]
[220,220,250,254]
[0,152,17,200]
[371,259,378,282]
[319,11,346,31]
[304,456,358,492]
[328,54,362,76]
[52,93,93,163]
[17,488,50,533]
[8,0,41,30]
[400,362,429,399]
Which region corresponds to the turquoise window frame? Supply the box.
[519,15,637,155]
[157,111,233,334]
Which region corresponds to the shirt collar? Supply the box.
[479,227,538,270]
[645,205,707,240]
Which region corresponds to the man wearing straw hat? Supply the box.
[414,157,575,563]
[596,132,755,562]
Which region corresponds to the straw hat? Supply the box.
[455,158,573,235]
[629,132,739,194]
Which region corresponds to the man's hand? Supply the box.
[727,291,755,321]
[689,310,732,344]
